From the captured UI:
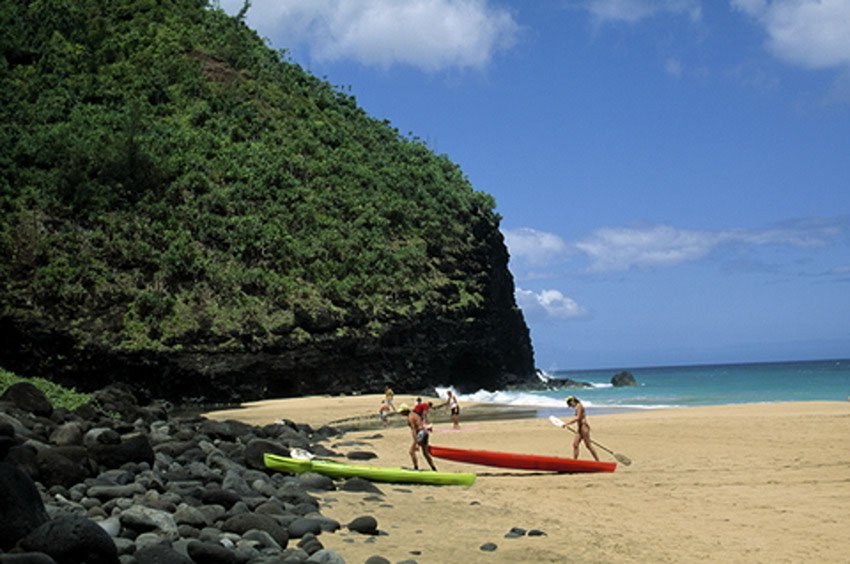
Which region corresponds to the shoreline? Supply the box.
[204,398,850,562]
[201,393,846,431]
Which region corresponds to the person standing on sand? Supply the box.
[384,387,396,412]
[447,390,461,429]
[399,403,437,471]
[413,398,433,428]
[563,396,600,461]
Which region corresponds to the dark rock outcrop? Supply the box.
[507,370,592,392]
[0,227,535,402]
[0,227,534,402]
[611,371,638,387]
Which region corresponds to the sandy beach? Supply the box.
[205,396,850,563]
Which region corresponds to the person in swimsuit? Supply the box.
[447,390,460,429]
[565,396,599,461]
[384,387,396,412]
[399,403,437,471]
[378,399,391,426]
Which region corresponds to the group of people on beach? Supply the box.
[378,388,462,470]
[379,386,600,470]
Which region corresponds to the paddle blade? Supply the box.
[548,415,566,428]
[615,453,632,466]
[289,448,315,460]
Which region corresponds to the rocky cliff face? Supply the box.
[0,1,537,403]
[0,228,534,404]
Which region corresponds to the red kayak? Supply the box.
[429,445,617,473]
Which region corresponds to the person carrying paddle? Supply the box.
[399,403,437,471]
[563,396,600,461]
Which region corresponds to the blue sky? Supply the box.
[221,0,850,370]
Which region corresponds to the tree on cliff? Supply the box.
[0,0,534,401]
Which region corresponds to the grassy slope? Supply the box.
[0,0,504,355]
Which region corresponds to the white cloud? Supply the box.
[220,0,519,71]
[584,0,702,23]
[516,288,588,320]
[576,225,720,271]
[731,0,850,70]
[574,220,841,272]
[504,219,842,274]
[502,227,571,266]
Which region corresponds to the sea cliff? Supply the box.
[0,0,535,402]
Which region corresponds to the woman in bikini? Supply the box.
[565,396,600,461]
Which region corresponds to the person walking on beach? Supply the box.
[378,399,391,426]
[563,396,600,461]
[399,403,437,471]
[447,390,461,429]
[384,387,396,412]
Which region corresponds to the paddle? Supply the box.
[289,448,316,460]
[548,415,632,466]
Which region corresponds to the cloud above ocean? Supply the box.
[576,220,841,272]
[219,0,519,71]
[515,288,589,320]
[505,218,844,274]
[502,227,571,266]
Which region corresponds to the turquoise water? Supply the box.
[442,358,850,415]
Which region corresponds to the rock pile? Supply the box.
[0,382,354,563]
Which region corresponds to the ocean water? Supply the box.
[438,358,850,416]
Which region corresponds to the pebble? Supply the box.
[480,542,498,552]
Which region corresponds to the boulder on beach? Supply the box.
[347,515,379,535]
[89,433,155,471]
[17,515,119,564]
[222,513,289,549]
[0,382,53,417]
[0,462,49,551]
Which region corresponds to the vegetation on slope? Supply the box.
[0,0,505,354]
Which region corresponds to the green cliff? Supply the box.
[0,0,535,402]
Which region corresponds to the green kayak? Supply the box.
[264,453,476,486]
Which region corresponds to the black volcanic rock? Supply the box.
[507,374,592,392]
[243,439,291,471]
[186,541,239,564]
[88,434,155,469]
[0,382,364,563]
[347,515,379,535]
[34,449,88,489]
[222,514,289,549]
[0,383,53,417]
[0,462,49,550]
[611,371,638,387]
[17,516,119,564]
